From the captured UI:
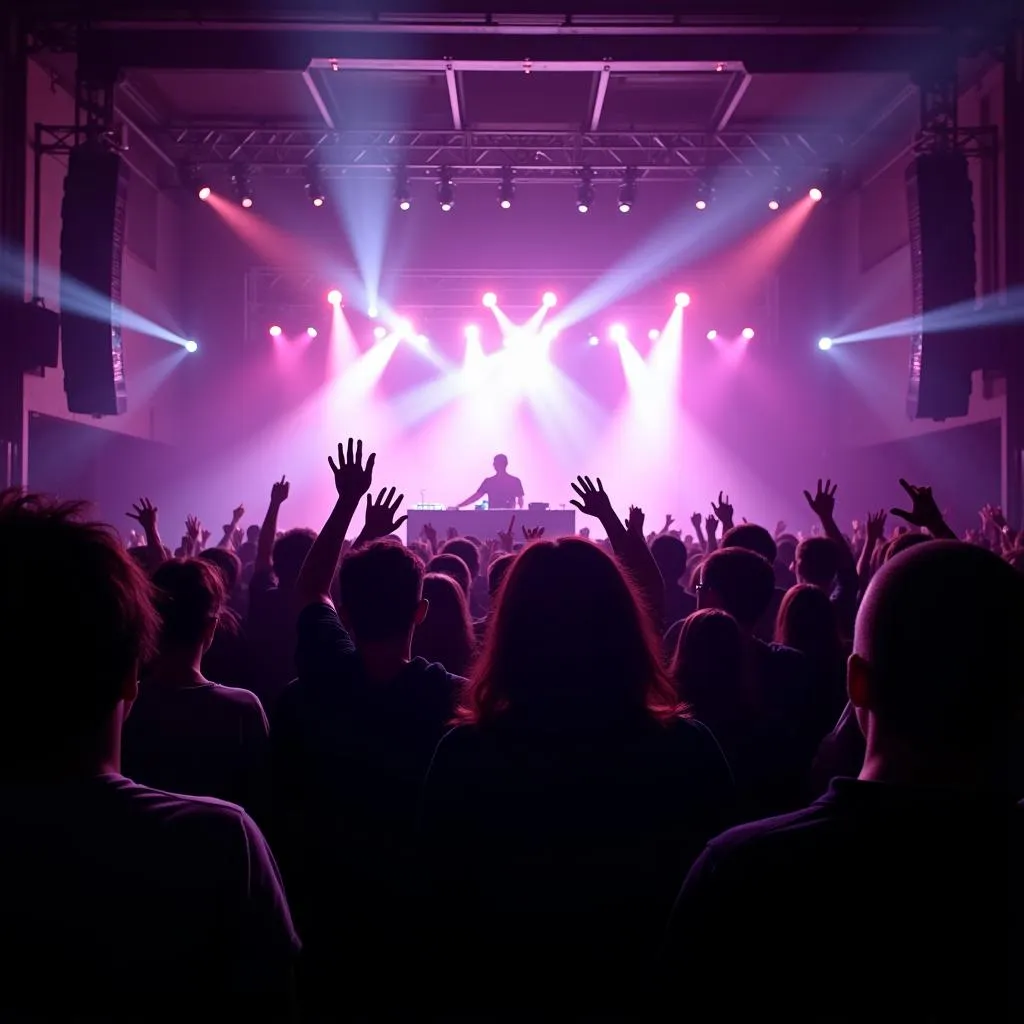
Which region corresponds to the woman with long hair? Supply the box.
[412,572,476,677]
[419,516,733,1014]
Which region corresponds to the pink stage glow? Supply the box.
[706,329,718,341]
[268,324,282,338]
[482,292,498,308]
[327,289,343,306]
[609,323,628,344]
[197,186,212,202]
[675,292,691,308]
[741,327,756,340]
[306,327,318,339]
[808,187,823,202]
[542,291,557,308]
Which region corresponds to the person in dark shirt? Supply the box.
[419,487,732,1017]
[0,491,298,1019]
[454,452,525,509]
[651,533,696,630]
[666,540,1024,1021]
[270,440,462,1013]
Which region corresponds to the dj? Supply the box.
[454,454,525,510]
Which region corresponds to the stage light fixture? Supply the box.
[588,335,600,347]
[482,291,498,308]
[184,339,198,353]
[706,329,717,341]
[741,327,755,340]
[230,165,254,208]
[437,167,455,212]
[394,168,412,211]
[576,170,595,213]
[304,164,326,208]
[695,179,713,210]
[373,325,388,340]
[768,183,788,211]
[818,336,834,351]
[326,289,342,306]
[617,170,637,213]
[397,318,413,337]
[306,327,318,339]
[542,291,557,308]
[498,168,515,209]
[197,186,211,202]
[609,323,628,344]
[648,329,661,341]
[367,305,378,318]
[675,292,691,308]
[268,325,282,338]
[464,324,480,342]
[414,334,431,349]
[808,187,823,203]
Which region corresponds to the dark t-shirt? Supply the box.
[478,472,524,508]
[666,779,1022,1020]
[245,567,298,714]
[0,774,299,1019]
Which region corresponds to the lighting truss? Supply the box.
[161,126,850,181]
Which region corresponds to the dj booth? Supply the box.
[406,507,576,542]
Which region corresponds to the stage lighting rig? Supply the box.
[305,164,326,207]
[618,169,637,213]
[437,167,455,212]
[394,168,412,211]
[576,169,595,213]
[230,164,254,208]
[498,167,515,209]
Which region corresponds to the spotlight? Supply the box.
[373,325,388,340]
[675,292,691,308]
[437,167,455,212]
[305,164,326,208]
[769,183,787,211]
[394,168,411,211]
[367,305,378,318]
[327,289,342,306]
[648,329,661,341]
[268,325,283,338]
[498,168,515,209]
[542,291,557,308]
[706,329,717,341]
[186,165,212,202]
[184,339,198,353]
[414,334,431,349]
[230,165,254,209]
[588,334,600,347]
[540,324,559,343]
[306,327,318,339]
[818,336,834,351]
[617,169,637,213]
[397,318,413,337]
[197,186,211,202]
[482,292,498,308]
[464,324,480,342]
[609,323,628,344]
[576,170,595,213]
[808,187,823,203]
[695,198,707,211]
[768,197,780,211]
[695,179,713,210]
[741,327,755,340]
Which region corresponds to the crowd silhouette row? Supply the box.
[2,436,1018,1020]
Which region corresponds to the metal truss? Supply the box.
[166,126,846,180]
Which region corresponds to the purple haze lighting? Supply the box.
[326,289,342,306]
[367,305,378,318]
[482,292,498,308]
[306,327,318,339]
[464,323,480,342]
[268,325,282,338]
[542,291,557,308]
[741,327,755,340]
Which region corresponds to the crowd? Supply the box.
[1,437,1019,1021]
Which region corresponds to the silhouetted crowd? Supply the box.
[1,438,1019,1021]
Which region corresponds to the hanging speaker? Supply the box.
[60,145,129,416]
[904,151,976,421]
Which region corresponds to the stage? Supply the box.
[406,508,576,542]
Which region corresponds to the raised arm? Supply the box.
[690,512,706,552]
[890,478,957,540]
[217,503,246,549]
[126,498,165,571]
[570,476,665,626]
[857,509,887,594]
[295,439,375,609]
[255,477,290,575]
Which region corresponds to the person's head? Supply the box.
[246,524,260,545]
[338,541,427,646]
[237,541,257,566]
[199,547,242,593]
[722,523,778,564]
[776,535,797,568]
[697,547,775,631]
[775,583,841,662]
[795,536,841,589]
[0,491,159,773]
[412,573,476,676]
[670,609,745,723]
[152,558,226,656]
[441,537,480,580]
[488,552,515,598]
[850,542,1024,778]
[426,553,472,597]
[272,527,316,589]
[650,534,688,587]
[462,538,678,727]
[493,453,509,473]
[885,531,932,561]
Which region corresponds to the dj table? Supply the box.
[406,508,576,542]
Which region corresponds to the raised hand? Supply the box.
[663,513,675,531]
[625,505,645,536]
[804,478,838,521]
[232,528,244,549]
[691,511,703,532]
[498,515,516,553]
[231,503,245,524]
[866,509,887,544]
[522,525,545,542]
[127,498,158,533]
[774,520,787,538]
[200,528,211,548]
[270,475,290,506]
[361,486,407,542]
[421,522,438,547]
[705,514,719,536]
[569,475,615,522]
[711,491,734,530]
[185,514,201,542]
[890,478,944,533]
[446,526,459,541]
[328,437,376,505]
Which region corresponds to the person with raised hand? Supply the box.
[889,477,957,539]
[272,438,461,1015]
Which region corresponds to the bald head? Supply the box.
[853,541,1024,751]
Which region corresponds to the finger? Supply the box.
[817,479,822,495]
[385,487,396,507]
[890,508,912,522]
[583,476,595,492]
[126,512,139,521]
[338,443,345,467]
[365,452,376,476]
[897,478,914,498]
[394,515,408,531]
[365,494,372,511]
[376,487,386,504]
[803,491,814,507]
[328,456,338,474]
[596,478,604,493]
[344,438,353,465]
[393,494,404,510]
[569,500,583,512]
[570,482,584,499]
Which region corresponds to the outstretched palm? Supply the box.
[804,478,838,520]
[127,498,158,533]
[362,486,407,541]
[329,437,376,505]
[569,475,614,521]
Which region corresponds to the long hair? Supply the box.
[670,609,745,728]
[460,537,679,727]
[775,583,842,664]
[413,572,476,676]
